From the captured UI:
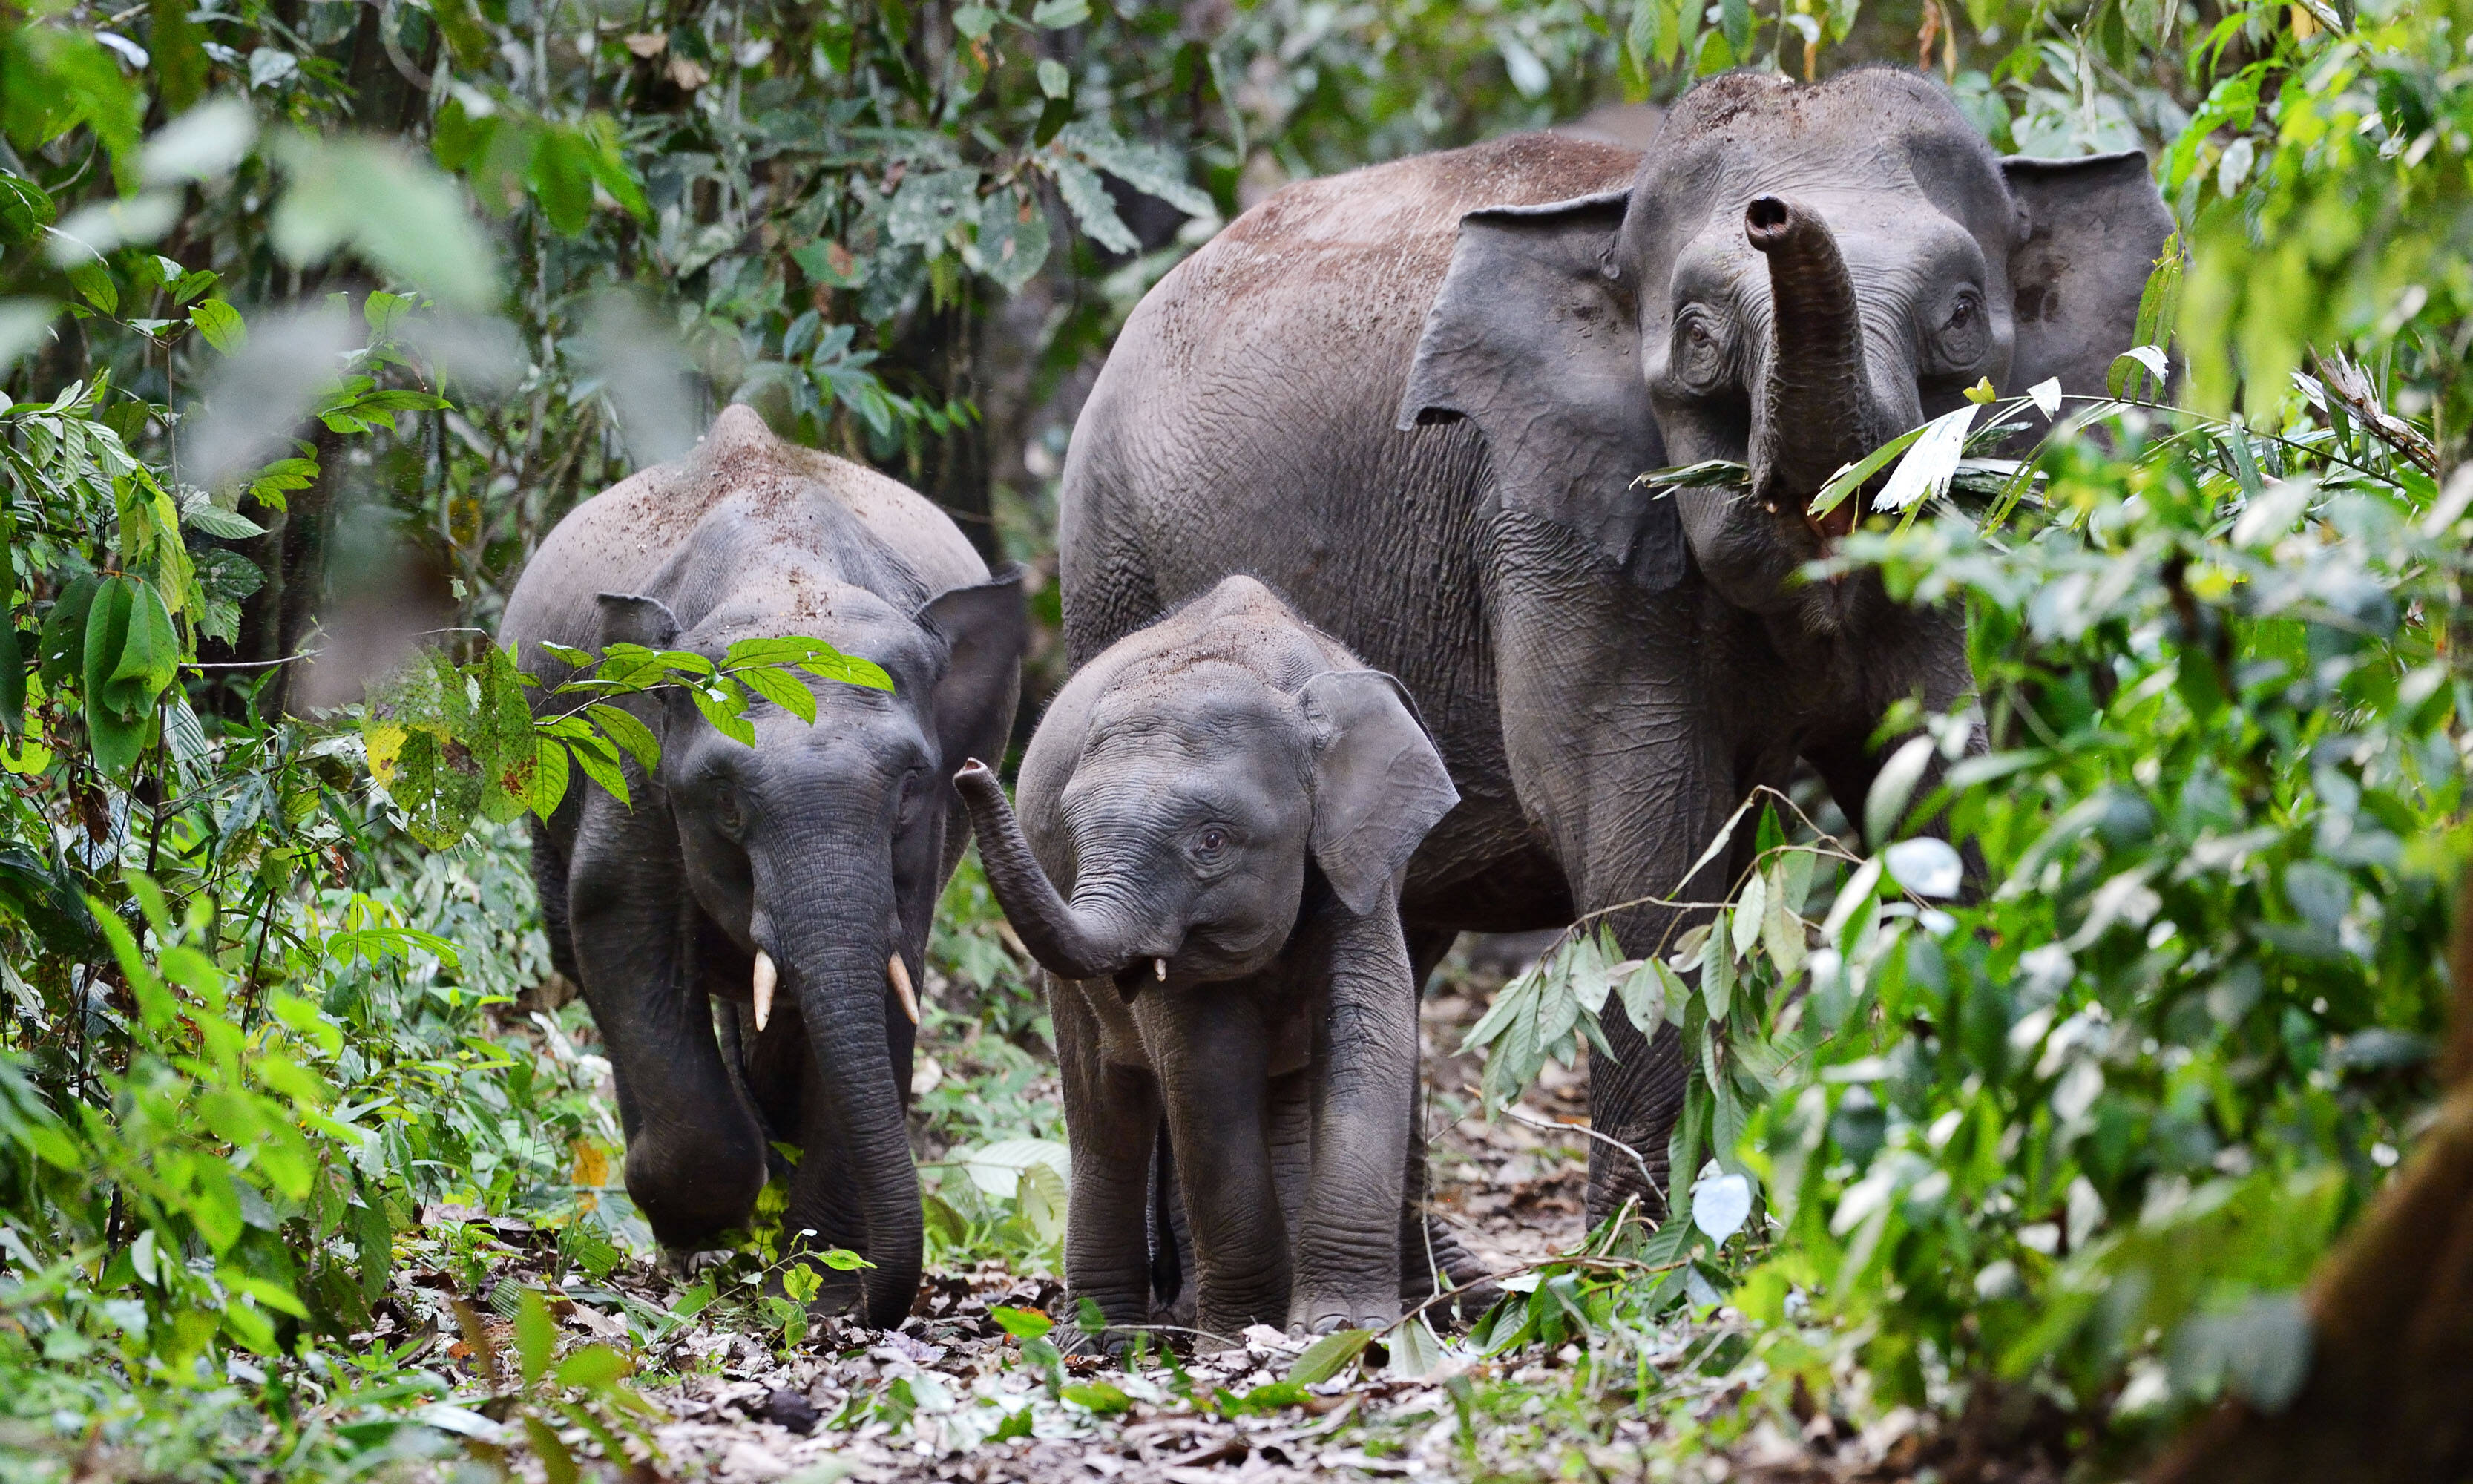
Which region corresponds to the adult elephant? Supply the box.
[504,406,1026,1323]
[1057,68,2172,1220]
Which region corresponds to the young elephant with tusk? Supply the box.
[953,575,1471,1343]
[502,405,1027,1327]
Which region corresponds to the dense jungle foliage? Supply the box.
[3,0,2472,1476]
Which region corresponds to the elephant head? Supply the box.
[593,567,1023,1323]
[1399,68,2173,632]
[953,666,1456,992]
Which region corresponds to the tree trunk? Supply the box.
[2145,863,2473,1481]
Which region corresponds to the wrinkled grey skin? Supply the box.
[502,406,1026,1325]
[1059,70,2172,1219]
[953,577,1461,1340]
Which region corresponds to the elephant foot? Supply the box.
[1287,1293,1401,1336]
[1401,1218,1502,1325]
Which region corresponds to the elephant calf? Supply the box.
[502,405,1025,1326]
[954,576,1461,1340]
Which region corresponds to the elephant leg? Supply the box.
[1144,990,1288,1342]
[1147,1131,1193,1330]
[1393,926,1494,1312]
[1289,902,1417,1334]
[1267,1068,1315,1272]
[527,815,580,985]
[567,793,769,1250]
[1055,982,1162,1348]
[1483,508,1766,1227]
[1057,493,1165,669]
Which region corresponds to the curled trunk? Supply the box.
[1744,194,1891,534]
[953,761,1138,981]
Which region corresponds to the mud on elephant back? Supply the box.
[500,405,1028,1326]
[1055,67,2173,1222]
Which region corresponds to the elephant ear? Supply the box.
[1300,669,1460,916]
[1397,191,1680,591]
[916,565,1028,778]
[2003,151,2177,399]
[595,592,682,650]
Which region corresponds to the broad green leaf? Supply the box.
[1874,404,1975,513]
[989,1304,1053,1340]
[516,1288,555,1386]
[1061,1380,1132,1414]
[691,681,757,747]
[553,1345,626,1390]
[887,168,982,249]
[1733,871,1766,957]
[1287,1327,1373,1384]
[188,298,245,352]
[1049,157,1140,255]
[1809,423,1925,522]
[585,702,660,772]
[522,1416,579,1484]
[736,662,818,723]
[1864,735,1936,847]
[1701,916,1733,1023]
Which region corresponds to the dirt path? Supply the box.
[388,956,1932,1482]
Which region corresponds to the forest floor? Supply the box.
[375,950,1973,1484]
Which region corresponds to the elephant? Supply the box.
[502,404,1027,1325]
[1055,68,2173,1220]
[950,576,1462,1341]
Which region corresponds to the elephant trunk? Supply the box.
[1744,194,1892,538]
[765,861,922,1327]
[953,761,1143,982]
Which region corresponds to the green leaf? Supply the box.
[1287,1327,1373,1384]
[37,574,99,688]
[1615,959,1674,1034]
[526,735,573,818]
[553,1345,626,1391]
[0,171,54,246]
[516,1288,555,1387]
[1701,916,1733,1023]
[1031,0,1090,25]
[735,662,818,723]
[691,680,757,746]
[886,168,982,249]
[973,187,1051,294]
[565,734,628,807]
[584,703,660,772]
[1061,1380,1132,1414]
[0,617,20,735]
[181,498,263,537]
[989,1304,1053,1340]
[188,298,246,352]
[66,258,116,315]
[1733,871,1766,958]
[1809,424,1926,523]
[269,133,499,311]
[1050,157,1140,255]
[522,1416,579,1484]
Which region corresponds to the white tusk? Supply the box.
[1155,957,1167,982]
[889,953,919,1025]
[752,951,777,1033]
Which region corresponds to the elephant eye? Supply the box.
[710,778,746,835]
[896,766,924,821]
[1939,291,1990,364]
[1671,309,1728,392]
[1191,825,1230,862]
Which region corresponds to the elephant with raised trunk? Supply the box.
[953,577,1463,1342]
[502,406,1026,1324]
[1058,69,2173,1219]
